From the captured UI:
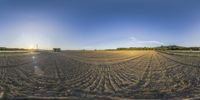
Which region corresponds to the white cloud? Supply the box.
[81,37,165,50]
[127,37,164,47]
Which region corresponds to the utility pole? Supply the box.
[36,44,38,50]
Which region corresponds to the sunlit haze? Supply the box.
[0,0,200,49]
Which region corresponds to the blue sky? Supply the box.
[0,0,200,49]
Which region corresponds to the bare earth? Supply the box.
[0,50,200,99]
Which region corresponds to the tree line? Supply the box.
[116,45,200,51]
[0,47,28,51]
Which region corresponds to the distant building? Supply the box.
[53,48,61,52]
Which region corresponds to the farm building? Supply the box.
[53,48,61,52]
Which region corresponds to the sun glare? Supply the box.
[28,45,34,49]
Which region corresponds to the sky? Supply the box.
[0,0,200,49]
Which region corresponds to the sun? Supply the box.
[28,45,34,49]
